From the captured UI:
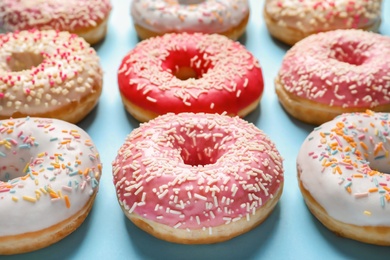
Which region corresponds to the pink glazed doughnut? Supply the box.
[112,113,284,244]
[118,33,264,122]
[275,29,390,125]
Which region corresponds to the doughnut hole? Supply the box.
[168,127,229,166]
[328,42,367,65]
[178,0,205,5]
[162,50,212,81]
[364,151,390,175]
[0,160,25,182]
[6,52,44,72]
[0,139,37,182]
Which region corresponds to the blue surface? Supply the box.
[2,0,390,259]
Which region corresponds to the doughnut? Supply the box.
[131,0,249,40]
[275,29,390,125]
[0,0,112,44]
[263,0,382,45]
[112,112,284,244]
[297,111,390,245]
[0,30,103,124]
[117,33,264,122]
[0,117,102,254]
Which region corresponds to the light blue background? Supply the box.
[2,0,390,259]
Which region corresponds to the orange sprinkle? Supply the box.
[49,192,59,199]
[320,132,326,138]
[346,186,352,193]
[386,194,390,201]
[383,186,390,192]
[360,142,368,150]
[368,188,378,193]
[353,174,363,178]
[64,195,71,208]
[374,142,383,156]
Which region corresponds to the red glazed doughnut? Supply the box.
[117,33,264,122]
[263,0,382,45]
[0,0,112,44]
[275,29,390,125]
[112,113,284,244]
[0,30,103,124]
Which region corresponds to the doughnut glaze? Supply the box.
[0,30,103,124]
[118,33,264,122]
[298,111,390,245]
[0,117,102,254]
[131,0,249,40]
[264,0,382,45]
[275,29,390,125]
[112,113,284,243]
[0,0,112,44]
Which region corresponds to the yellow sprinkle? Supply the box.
[23,196,37,203]
[23,163,30,173]
[40,187,47,194]
[12,196,18,202]
[37,152,46,158]
[35,190,41,199]
[364,211,372,216]
[35,179,39,186]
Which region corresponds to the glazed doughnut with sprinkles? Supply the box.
[275,29,390,125]
[0,0,112,44]
[263,0,382,45]
[112,113,284,244]
[131,0,250,40]
[0,117,102,255]
[298,111,390,245]
[118,33,264,122]
[0,30,103,124]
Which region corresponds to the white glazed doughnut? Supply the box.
[0,30,103,124]
[130,0,250,40]
[263,0,382,45]
[112,113,284,244]
[0,0,112,44]
[0,117,102,254]
[298,111,390,245]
